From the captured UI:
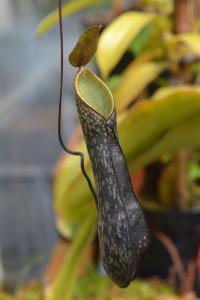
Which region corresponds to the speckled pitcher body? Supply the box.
[75,68,150,288]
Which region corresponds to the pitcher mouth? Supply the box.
[74,68,114,120]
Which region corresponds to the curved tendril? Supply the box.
[58,0,97,203]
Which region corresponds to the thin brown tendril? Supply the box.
[58,0,97,203]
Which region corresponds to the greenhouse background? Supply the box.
[0,1,200,299]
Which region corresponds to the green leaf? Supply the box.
[69,26,102,67]
[113,60,166,112]
[46,213,96,300]
[130,26,153,56]
[107,74,121,92]
[36,0,107,37]
[96,11,155,78]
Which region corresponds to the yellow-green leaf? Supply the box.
[141,0,174,15]
[36,0,107,37]
[177,33,200,56]
[54,87,200,228]
[114,60,166,112]
[96,11,155,78]
[0,292,14,300]
[46,213,96,300]
[153,85,200,100]
[131,114,200,170]
[119,88,200,163]
[53,144,96,238]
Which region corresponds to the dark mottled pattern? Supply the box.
[76,96,151,288]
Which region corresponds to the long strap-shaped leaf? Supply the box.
[96,11,155,78]
[46,213,96,300]
[36,0,108,36]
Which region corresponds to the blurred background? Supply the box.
[0,0,117,290]
[0,1,200,300]
[0,0,79,286]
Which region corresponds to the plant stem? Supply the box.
[172,0,197,210]
[153,229,185,282]
[174,151,188,210]
[174,0,196,33]
[113,0,123,15]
